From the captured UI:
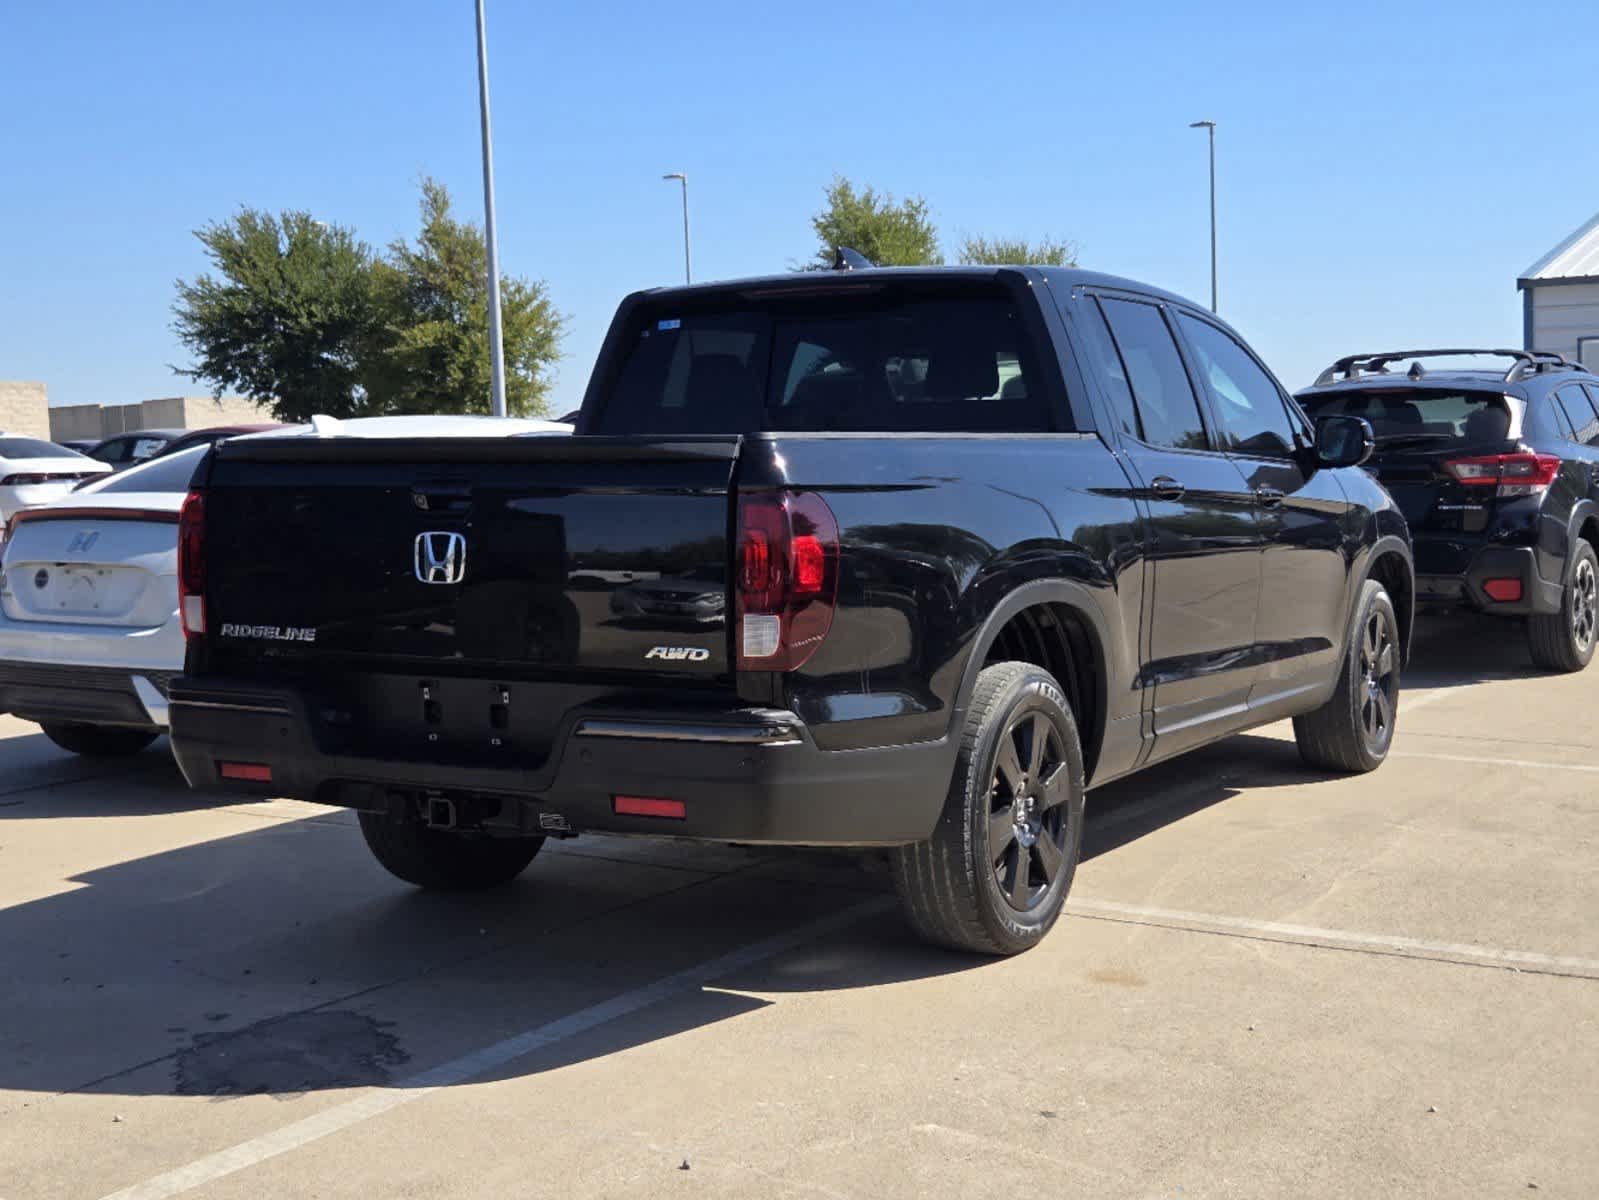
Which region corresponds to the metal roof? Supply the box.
[1520,210,1599,284]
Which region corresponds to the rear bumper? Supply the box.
[1415,545,1564,616]
[0,660,173,728]
[167,679,953,847]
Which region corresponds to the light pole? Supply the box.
[1189,119,1217,313]
[662,172,691,284]
[475,0,507,417]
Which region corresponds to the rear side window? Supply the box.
[1075,301,1141,439]
[1175,312,1300,458]
[1097,298,1209,451]
[591,293,1055,434]
[1555,385,1599,447]
[85,446,207,494]
[1298,389,1514,447]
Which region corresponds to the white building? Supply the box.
[1520,210,1599,371]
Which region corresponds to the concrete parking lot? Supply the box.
[1,614,1595,1199]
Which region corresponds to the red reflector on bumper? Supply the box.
[219,762,273,782]
[613,794,686,819]
[1483,578,1523,603]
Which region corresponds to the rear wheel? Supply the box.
[1527,541,1598,673]
[357,812,543,890]
[39,722,159,758]
[891,661,1085,956]
[1293,580,1400,773]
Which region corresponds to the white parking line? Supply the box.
[1391,750,1599,774]
[1067,899,1599,979]
[98,897,894,1200]
[1400,686,1453,713]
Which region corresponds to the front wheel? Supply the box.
[1293,579,1401,773]
[357,812,543,890]
[1527,540,1598,673]
[891,661,1086,956]
[39,722,159,758]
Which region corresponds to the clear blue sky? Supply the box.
[4,0,1596,416]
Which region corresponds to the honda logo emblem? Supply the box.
[414,531,467,585]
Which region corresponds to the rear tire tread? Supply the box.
[891,661,1085,956]
[1527,541,1597,673]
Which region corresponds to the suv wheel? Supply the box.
[357,812,543,890]
[1528,540,1598,673]
[891,661,1085,956]
[1293,579,1400,773]
[39,722,159,758]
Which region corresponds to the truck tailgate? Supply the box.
[200,435,739,681]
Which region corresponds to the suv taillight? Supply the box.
[736,491,839,671]
[1443,452,1561,498]
[178,490,206,639]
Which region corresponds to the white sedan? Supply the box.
[0,446,203,755]
[0,435,111,526]
[0,415,571,756]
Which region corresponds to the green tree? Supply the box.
[957,234,1078,266]
[365,178,564,417]
[173,178,564,421]
[172,211,378,421]
[805,176,943,268]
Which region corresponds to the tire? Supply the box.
[1293,580,1401,773]
[891,661,1086,956]
[357,811,543,891]
[1527,540,1598,673]
[39,722,159,758]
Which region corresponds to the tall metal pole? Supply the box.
[475,0,507,416]
[663,173,691,284]
[1190,120,1217,313]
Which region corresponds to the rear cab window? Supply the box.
[588,283,1062,435]
[1297,389,1517,450]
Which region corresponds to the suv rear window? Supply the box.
[1298,389,1514,447]
[592,291,1056,434]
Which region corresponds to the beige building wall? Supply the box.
[44,394,276,442]
[0,381,51,440]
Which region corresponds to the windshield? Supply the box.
[82,445,207,494]
[0,437,81,459]
[1298,388,1514,446]
[591,290,1054,435]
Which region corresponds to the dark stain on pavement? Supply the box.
[174,1010,409,1101]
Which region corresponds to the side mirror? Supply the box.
[1315,414,1375,468]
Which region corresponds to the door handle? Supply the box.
[1254,486,1285,508]
[1149,475,1186,501]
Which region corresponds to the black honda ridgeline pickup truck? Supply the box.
[170,266,1413,954]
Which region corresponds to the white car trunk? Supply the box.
[1,496,180,628]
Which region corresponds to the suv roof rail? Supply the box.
[1312,348,1590,387]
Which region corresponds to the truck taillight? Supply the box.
[736,491,839,671]
[1444,452,1561,497]
[178,490,206,639]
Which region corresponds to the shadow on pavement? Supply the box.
[0,713,1362,1105]
[1404,610,1553,689]
[0,732,259,819]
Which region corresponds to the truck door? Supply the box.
[1087,295,1264,758]
[1172,309,1351,709]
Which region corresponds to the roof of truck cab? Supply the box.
[639,265,1203,312]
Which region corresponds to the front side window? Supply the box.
[1097,298,1208,451]
[1176,313,1299,459]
